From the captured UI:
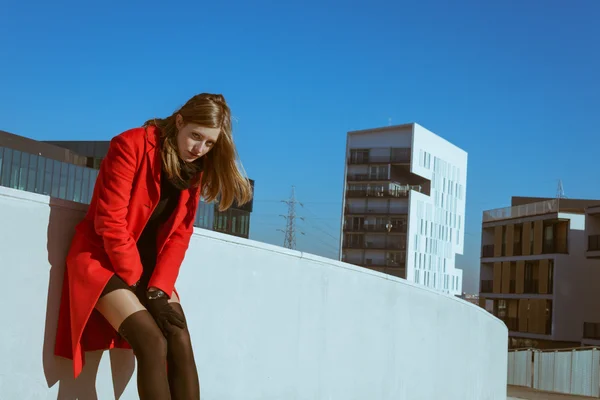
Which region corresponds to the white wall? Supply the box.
[0,186,508,399]
[409,124,468,295]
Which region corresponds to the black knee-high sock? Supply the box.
[165,303,200,400]
[119,310,172,400]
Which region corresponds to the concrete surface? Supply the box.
[0,186,509,399]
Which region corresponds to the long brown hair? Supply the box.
[144,93,253,211]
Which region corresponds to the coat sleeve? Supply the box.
[148,186,201,297]
[93,134,144,286]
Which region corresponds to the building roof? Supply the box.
[482,195,600,223]
[511,196,600,213]
[0,129,89,166]
[347,123,414,135]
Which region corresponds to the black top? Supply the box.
[136,170,182,284]
[135,157,204,286]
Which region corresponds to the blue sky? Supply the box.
[1,0,599,293]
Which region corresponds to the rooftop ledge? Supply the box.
[483,199,559,223]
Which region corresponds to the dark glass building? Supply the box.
[0,130,253,238]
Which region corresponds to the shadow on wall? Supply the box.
[41,197,135,399]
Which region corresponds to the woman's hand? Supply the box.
[145,289,186,336]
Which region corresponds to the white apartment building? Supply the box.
[479,197,600,349]
[339,123,467,295]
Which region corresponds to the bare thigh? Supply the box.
[95,289,147,331]
[96,288,182,331]
[168,291,180,305]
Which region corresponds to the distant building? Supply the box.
[0,129,254,238]
[478,196,600,349]
[582,205,600,346]
[456,293,479,306]
[340,123,467,295]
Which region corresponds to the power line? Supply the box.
[253,213,339,220]
[302,217,339,243]
[255,199,340,205]
[299,231,339,254]
[302,203,341,234]
[278,186,304,249]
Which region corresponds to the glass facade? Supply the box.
[195,200,215,230]
[0,145,251,238]
[214,207,251,238]
[0,146,98,202]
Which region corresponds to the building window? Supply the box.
[1,148,13,186]
[349,149,369,164]
[58,161,68,199]
[26,154,37,192]
[66,163,76,201]
[9,149,21,189]
[34,154,44,194]
[50,160,60,197]
[42,158,53,196]
[18,151,28,190]
[73,166,83,203]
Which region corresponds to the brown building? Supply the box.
[479,196,600,349]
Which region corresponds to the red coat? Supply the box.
[54,125,201,378]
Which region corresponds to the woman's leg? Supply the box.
[166,293,201,400]
[95,277,171,400]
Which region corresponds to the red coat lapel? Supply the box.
[144,125,194,246]
[144,126,162,205]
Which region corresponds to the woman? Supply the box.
[54,93,253,399]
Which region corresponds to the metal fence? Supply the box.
[508,347,600,397]
[507,349,533,387]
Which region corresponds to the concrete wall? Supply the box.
[0,186,508,399]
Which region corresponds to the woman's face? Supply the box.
[175,114,220,162]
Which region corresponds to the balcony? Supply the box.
[583,322,600,340]
[345,205,408,216]
[480,280,493,293]
[360,263,406,279]
[346,187,413,199]
[482,239,566,258]
[542,239,568,254]
[587,235,600,259]
[346,173,388,182]
[513,242,522,256]
[359,255,407,268]
[348,148,411,165]
[345,223,408,234]
[482,245,494,258]
[483,199,559,223]
[590,235,600,250]
[364,242,388,249]
[524,280,539,294]
[505,317,519,332]
[386,241,407,250]
[343,239,407,251]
